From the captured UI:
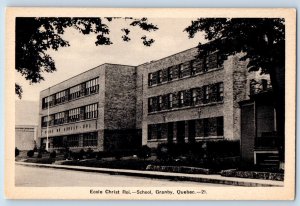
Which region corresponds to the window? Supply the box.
[45,115,54,126]
[157,124,162,139]
[148,73,153,86]
[42,96,53,109]
[205,51,221,71]
[217,116,224,136]
[148,98,153,113]
[55,91,66,104]
[68,108,80,122]
[203,55,209,72]
[157,96,163,111]
[83,133,98,147]
[191,89,197,105]
[167,67,173,81]
[168,93,173,109]
[85,103,98,119]
[157,70,162,83]
[42,116,48,127]
[67,135,79,147]
[190,60,196,75]
[178,64,184,78]
[203,118,209,137]
[148,125,153,140]
[54,112,65,125]
[217,82,224,101]
[203,85,210,103]
[52,137,63,148]
[69,85,81,100]
[178,91,184,107]
[85,78,99,95]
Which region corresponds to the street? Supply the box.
[15,164,228,187]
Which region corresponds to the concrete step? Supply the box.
[264,159,279,162]
[259,163,278,167]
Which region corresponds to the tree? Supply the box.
[15,17,158,98]
[185,18,285,165]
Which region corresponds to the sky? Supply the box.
[15,18,206,102]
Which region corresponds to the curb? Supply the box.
[16,162,284,187]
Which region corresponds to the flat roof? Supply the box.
[40,45,198,93]
[40,63,135,93]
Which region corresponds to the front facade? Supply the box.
[38,64,141,152]
[38,46,272,155]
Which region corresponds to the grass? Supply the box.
[24,157,55,164]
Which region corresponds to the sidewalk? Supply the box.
[16,162,284,187]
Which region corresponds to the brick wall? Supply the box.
[139,48,233,145]
[104,64,137,130]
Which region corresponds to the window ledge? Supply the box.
[148,67,223,88]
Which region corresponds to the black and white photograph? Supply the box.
[5,8,296,200]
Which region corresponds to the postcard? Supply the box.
[5,7,296,200]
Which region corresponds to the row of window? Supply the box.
[148,82,224,113]
[42,77,99,109]
[41,103,98,127]
[148,52,222,86]
[148,117,224,141]
[50,132,98,148]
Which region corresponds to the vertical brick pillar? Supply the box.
[223,56,235,140]
[97,130,104,151]
[223,55,248,141]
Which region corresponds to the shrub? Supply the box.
[37,152,42,158]
[79,149,86,159]
[137,145,152,159]
[27,150,34,157]
[86,148,96,158]
[71,149,85,160]
[50,151,56,159]
[64,152,70,160]
[15,147,20,157]
[25,158,54,164]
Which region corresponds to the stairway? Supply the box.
[255,152,279,168]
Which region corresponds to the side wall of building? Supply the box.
[15,125,37,151]
[38,65,106,151]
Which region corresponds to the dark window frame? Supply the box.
[178,91,184,107]
[157,70,162,84]
[167,67,173,81]
[148,73,153,86]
